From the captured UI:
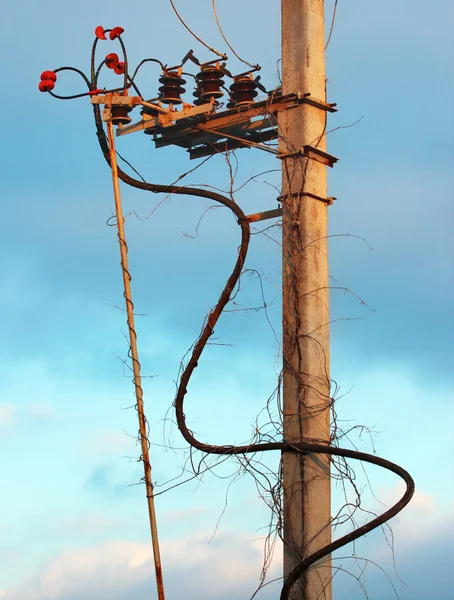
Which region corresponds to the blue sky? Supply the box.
[1,1,453,598]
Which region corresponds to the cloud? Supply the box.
[0,532,281,600]
[50,514,127,539]
[84,464,135,498]
[0,404,13,426]
[332,490,454,599]
[25,404,54,421]
[1,489,452,600]
[82,430,133,456]
[0,397,53,428]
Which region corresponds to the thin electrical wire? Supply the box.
[168,0,226,58]
[325,0,338,50]
[211,0,258,68]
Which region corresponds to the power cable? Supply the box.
[325,0,338,50]
[211,0,258,68]
[91,101,415,600]
[168,0,226,58]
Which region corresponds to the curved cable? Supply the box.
[90,30,129,90]
[168,0,226,59]
[91,102,415,600]
[130,58,165,80]
[211,0,259,69]
[325,0,338,50]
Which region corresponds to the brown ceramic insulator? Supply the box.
[229,77,258,106]
[158,72,186,105]
[193,85,209,106]
[110,105,132,126]
[195,66,224,101]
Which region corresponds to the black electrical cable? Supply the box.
[91,102,415,600]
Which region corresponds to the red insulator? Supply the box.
[111,105,132,126]
[40,70,57,82]
[95,26,107,40]
[109,26,125,40]
[229,76,258,107]
[158,71,186,105]
[114,61,125,75]
[38,79,55,92]
[105,53,120,69]
[193,65,224,105]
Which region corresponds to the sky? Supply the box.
[1,0,453,599]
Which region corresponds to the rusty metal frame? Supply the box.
[92,91,337,159]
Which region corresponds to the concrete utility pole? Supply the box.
[280,1,332,599]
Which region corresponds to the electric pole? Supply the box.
[280,1,332,599]
[40,7,418,599]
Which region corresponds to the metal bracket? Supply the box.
[116,100,215,137]
[91,95,143,106]
[295,92,337,113]
[278,145,338,168]
[92,91,339,160]
[245,207,283,223]
[278,192,336,206]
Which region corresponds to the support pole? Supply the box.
[280,1,332,599]
[106,119,166,600]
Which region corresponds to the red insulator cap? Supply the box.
[109,26,124,40]
[114,61,125,75]
[95,25,107,40]
[40,70,57,82]
[105,53,119,69]
[39,79,55,92]
[88,88,103,95]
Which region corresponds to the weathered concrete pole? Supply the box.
[280,1,332,598]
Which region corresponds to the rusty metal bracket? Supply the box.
[91,94,143,106]
[278,192,336,206]
[245,207,283,223]
[93,91,338,160]
[278,145,338,168]
[295,92,337,113]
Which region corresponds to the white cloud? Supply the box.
[331,487,454,599]
[82,430,134,456]
[0,400,53,427]
[0,532,281,600]
[26,404,54,421]
[50,514,127,538]
[0,404,13,426]
[375,487,454,551]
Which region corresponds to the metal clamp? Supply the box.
[278,191,336,206]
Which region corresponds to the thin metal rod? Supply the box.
[193,124,279,155]
[106,119,166,600]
